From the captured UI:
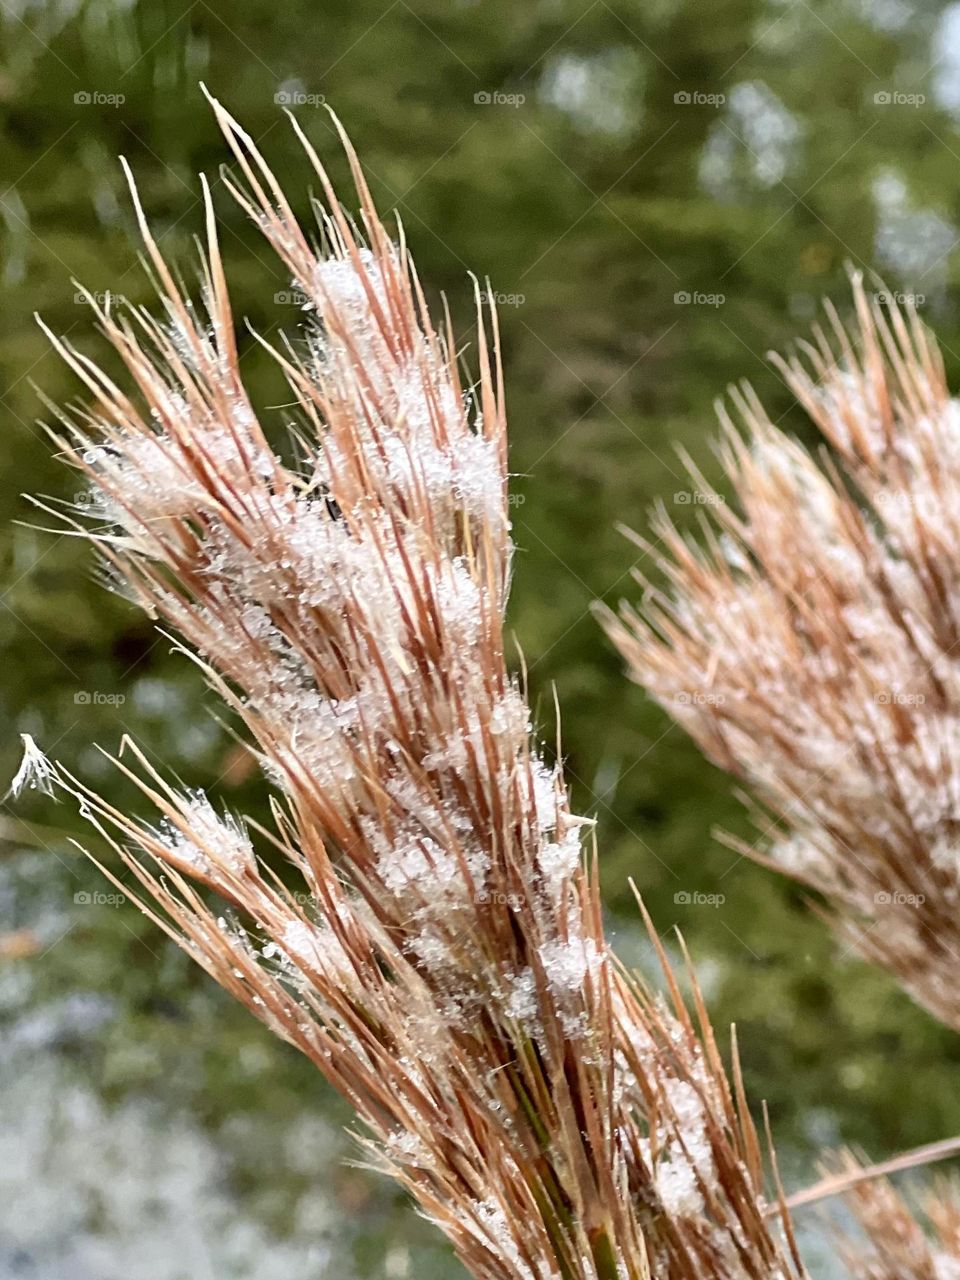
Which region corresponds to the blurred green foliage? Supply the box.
[4,0,960,1274]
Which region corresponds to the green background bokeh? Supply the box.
[1,1,959,1274]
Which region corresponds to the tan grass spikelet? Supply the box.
[21,94,807,1280]
[603,278,960,1031]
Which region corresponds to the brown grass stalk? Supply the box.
[17,94,804,1280]
[603,278,960,1032]
[828,1153,960,1279]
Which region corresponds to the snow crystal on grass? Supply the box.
[537,830,582,899]
[378,836,460,899]
[158,794,254,875]
[469,1199,541,1280]
[529,760,560,834]
[504,968,539,1025]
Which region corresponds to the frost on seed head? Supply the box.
[504,967,540,1027]
[274,916,360,992]
[540,936,602,996]
[537,830,582,900]
[467,1198,546,1280]
[9,735,58,800]
[311,248,388,328]
[156,793,255,876]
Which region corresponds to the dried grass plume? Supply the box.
[20,93,806,1280]
[604,280,960,1032]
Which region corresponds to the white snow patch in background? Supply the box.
[0,852,350,1280]
[933,5,960,116]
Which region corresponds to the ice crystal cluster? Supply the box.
[30,96,816,1280]
[605,283,960,1031]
